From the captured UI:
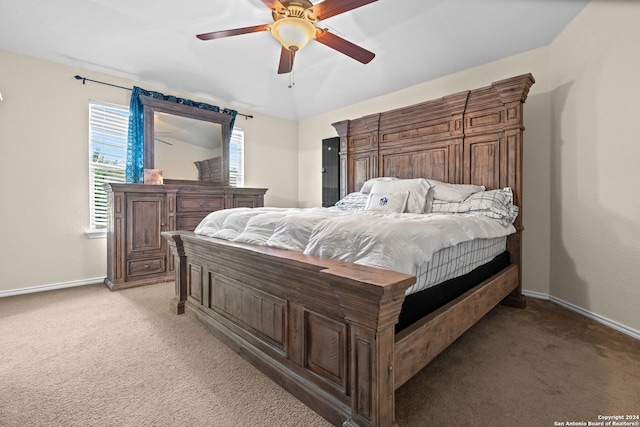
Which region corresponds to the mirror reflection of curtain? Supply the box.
[125,86,238,183]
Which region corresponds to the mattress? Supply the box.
[408,236,507,295]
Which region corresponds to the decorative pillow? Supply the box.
[431,187,519,226]
[332,192,369,211]
[194,157,222,182]
[360,177,399,194]
[427,179,485,202]
[369,178,432,214]
[364,192,409,213]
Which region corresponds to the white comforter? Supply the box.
[194,207,515,277]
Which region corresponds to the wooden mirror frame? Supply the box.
[139,94,233,185]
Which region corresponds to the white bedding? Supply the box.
[194,207,515,289]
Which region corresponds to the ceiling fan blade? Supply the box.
[314,30,375,64]
[309,0,377,21]
[261,0,288,15]
[278,47,295,74]
[196,24,270,41]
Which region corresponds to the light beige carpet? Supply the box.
[1,282,638,427]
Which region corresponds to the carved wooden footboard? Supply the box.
[164,230,416,426]
[163,231,519,427]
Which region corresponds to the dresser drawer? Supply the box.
[177,196,225,212]
[127,257,166,277]
[233,196,260,208]
[176,214,208,231]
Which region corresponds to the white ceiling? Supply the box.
[0,0,589,121]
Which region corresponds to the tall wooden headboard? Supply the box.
[332,73,535,305]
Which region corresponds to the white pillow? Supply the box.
[364,192,409,213]
[427,179,485,202]
[332,192,369,211]
[360,177,399,194]
[370,178,432,214]
[430,187,519,226]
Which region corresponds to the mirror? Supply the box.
[140,94,233,185]
[153,113,222,181]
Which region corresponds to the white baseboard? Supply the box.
[0,277,105,298]
[523,290,640,341]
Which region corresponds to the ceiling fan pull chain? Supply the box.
[288,70,295,88]
[288,52,295,88]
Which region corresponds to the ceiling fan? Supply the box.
[196,0,377,75]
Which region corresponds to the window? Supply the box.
[229,127,244,187]
[87,100,244,237]
[88,101,128,236]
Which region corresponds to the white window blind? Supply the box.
[89,101,128,234]
[229,127,244,187]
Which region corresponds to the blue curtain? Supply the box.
[125,87,238,183]
[223,108,238,133]
[126,86,144,183]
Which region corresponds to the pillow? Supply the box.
[194,157,222,182]
[332,192,368,211]
[431,187,519,226]
[369,178,432,214]
[364,192,409,213]
[360,177,399,194]
[427,179,485,202]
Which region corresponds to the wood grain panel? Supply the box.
[464,136,501,188]
[381,146,450,182]
[340,155,348,198]
[127,257,165,277]
[114,216,123,281]
[354,337,372,418]
[464,108,505,135]
[245,291,284,346]
[233,196,261,208]
[176,215,208,231]
[350,135,375,150]
[127,196,164,254]
[304,310,347,393]
[210,272,286,350]
[177,196,225,212]
[188,262,203,304]
[351,155,371,193]
[380,120,451,144]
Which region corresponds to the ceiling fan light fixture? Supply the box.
[270,17,316,52]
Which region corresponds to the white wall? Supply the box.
[546,0,640,333]
[0,49,298,294]
[298,1,640,334]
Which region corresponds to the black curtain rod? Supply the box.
[74,75,253,119]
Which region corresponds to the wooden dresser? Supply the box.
[104,182,267,291]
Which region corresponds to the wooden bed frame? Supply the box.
[163,73,535,427]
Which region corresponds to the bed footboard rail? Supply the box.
[393,264,520,388]
[163,231,415,427]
